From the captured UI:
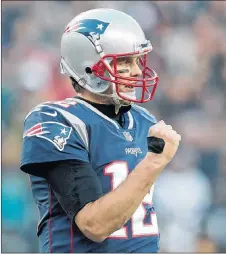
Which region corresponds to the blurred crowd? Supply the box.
[2,1,226,252]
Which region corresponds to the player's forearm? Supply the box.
[75,153,163,242]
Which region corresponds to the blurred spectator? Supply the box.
[195,234,217,252]
[153,145,212,252]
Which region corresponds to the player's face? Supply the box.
[108,56,142,104]
[88,56,144,106]
[113,56,142,93]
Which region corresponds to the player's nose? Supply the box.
[131,62,142,77]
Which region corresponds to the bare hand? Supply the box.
[147,120,181,167]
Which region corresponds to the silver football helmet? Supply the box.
[60,8,158,104]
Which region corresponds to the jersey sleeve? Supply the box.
[20,106,89,172]
[45,159,103,220]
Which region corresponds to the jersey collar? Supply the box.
[74,96,131,119]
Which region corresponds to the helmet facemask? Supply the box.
[91,52,159,104]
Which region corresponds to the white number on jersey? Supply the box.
[104,161,159,238]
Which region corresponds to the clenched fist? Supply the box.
[148,120,181,167]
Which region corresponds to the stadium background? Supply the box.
[2,1,226,252]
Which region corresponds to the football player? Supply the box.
[20,8,181,253]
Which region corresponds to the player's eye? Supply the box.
[117,68,130,74]
[117,57,132,65]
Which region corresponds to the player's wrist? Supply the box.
[145,152,168,173]
[133,153,163,182]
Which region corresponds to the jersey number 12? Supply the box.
[104,161,159,238]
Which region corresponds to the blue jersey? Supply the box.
[21,97,160,253]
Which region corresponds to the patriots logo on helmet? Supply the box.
[64,19,110,45]
[23,121,72,151]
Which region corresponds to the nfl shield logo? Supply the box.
[123,131,133,142]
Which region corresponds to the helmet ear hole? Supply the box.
[85,67,92,74]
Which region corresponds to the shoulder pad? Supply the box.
[132,104,157,124]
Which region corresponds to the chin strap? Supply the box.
[113,96,133,114]
[94,38,127,111]
[114,102,121,115]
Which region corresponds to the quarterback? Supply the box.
[20,8,181,253]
